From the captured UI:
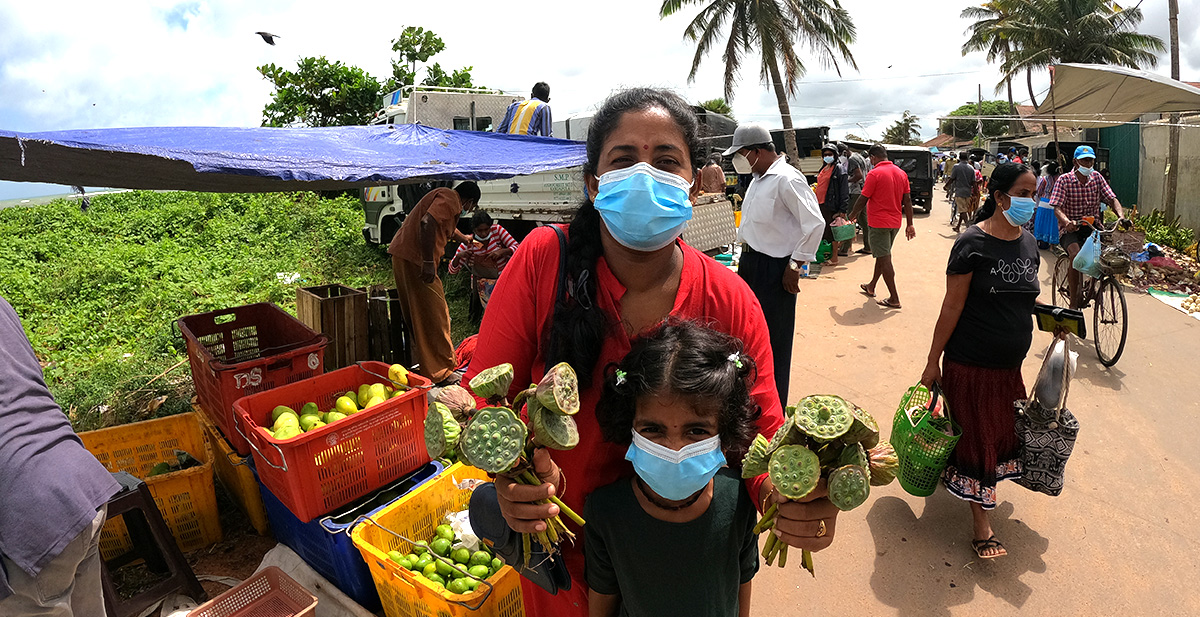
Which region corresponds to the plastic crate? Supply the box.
[178,302,329,455]
[351,464,524,617]
[232,361,432,522]
[196,408,270,536]
[78,413,222,560]
[256,461,444,610]
[187,566,317,617]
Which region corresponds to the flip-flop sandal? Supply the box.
[859,283,876,297]
[972,535,1007,559]
[877,299,902,309]
[854,248,871,255]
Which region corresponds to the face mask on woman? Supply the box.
[1003,194,1037,227]
[823,155,835,164]
[593,162,694,252]
[625,430,726,501]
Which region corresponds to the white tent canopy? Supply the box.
[1035,63,1200,128]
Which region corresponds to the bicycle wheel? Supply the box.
[1052,255,1073,309]
[1093,276,1128,367]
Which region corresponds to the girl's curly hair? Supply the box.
[595,319,761,453]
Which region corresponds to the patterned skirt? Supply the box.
[941,360,1025,509]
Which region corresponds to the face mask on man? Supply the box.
[732,151,755,175]
[592,162,694,252]
[1077,164,1094,177]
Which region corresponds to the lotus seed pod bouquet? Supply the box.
[743,394,897,576]
[423,361,586,566]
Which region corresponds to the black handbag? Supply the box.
[1013,335,1080,497]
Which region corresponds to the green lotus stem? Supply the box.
[522,532,532,568]
[801,549,815,577]
[778,544,789,568]
[763,533,778,565]
[753,504,778,534]
[547,495,585,526]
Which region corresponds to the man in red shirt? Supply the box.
[848,143,916,309]
[388,182,480,385]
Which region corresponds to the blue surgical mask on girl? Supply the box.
[593,162,694,252]
[823,155,835,164]
[1003,194,1037,227]
[625,430,726,501]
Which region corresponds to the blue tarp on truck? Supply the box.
[0,124,587,193]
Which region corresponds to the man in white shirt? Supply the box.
[725,124,824,407]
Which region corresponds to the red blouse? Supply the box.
[464,225,785,617]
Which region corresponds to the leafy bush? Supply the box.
[1132,209,1196,253]
[0,191,401,430]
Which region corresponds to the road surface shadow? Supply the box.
[866,490,1049,617]
[828,300,899,327]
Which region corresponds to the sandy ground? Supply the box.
[750,198,1200,617]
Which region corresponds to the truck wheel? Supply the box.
[380,214,402,246]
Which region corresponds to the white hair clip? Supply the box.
[615,369,627,386]
[728,352,743,369]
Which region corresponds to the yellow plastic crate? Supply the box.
[195,406,270,536]
[351,464,524,617]
[79,413,222,559]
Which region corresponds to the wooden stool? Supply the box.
[99,472,206,617]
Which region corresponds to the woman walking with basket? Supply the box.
[920,163,1040,559]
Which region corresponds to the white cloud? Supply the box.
[1,0,1193,199]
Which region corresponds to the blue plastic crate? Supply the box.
[256,460,444,610]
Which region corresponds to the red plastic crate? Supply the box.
[232,361,432,522]
[178,303,328,455]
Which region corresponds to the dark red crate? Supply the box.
[178,303,328,455]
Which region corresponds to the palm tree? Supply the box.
[661,0,857,164]
[882,111,922,145]
[698,97,735,120]
[961,0,1022,133]
[996,0,1164,105]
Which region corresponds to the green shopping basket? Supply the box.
[890,383,961,497]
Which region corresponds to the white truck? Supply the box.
[360,86,736,252]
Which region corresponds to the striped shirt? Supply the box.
[1048,171,1116,221]
[448,224,519,274]
[497,98,552,137]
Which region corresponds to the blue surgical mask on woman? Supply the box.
[1003,194,1037,227]
[593,162,694,252]
[625,431,725,501]
[823,155,835,164]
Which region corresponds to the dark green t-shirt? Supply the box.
[583,468,759,617]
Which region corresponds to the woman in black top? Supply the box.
[921,163,1040,560]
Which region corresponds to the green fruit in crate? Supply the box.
[435,524,455,541]
[431,537,452,557]
[325,411,347,423]
[435,559,456,577]
[412,541,429,555]
[422,562,438,577]
[451,547,471,565]
[387,550,404,562]
[357,384,373,407]
[274,425,303,440]
[272,412,299,431]
[469,551,491,568]
[299,415,323,431]
[426,573,445,587]
[308,421,326,431]
[452,564,470,579]
[345,390,356,401]
[768,445,820,500]
[389,364,410,388]
[271,405,297,422]
[335,396,358,415]
[464,577,480,591]
[469,363,515,400]
[793,395,853,441]
[837,442,868,471]
[468,564,490,579]
[447,578,470,595]
[740,434,771,479]
[460,407,527,473]
[147,462,173,477]
[842,403,881,448]
[425,403,461,459]
[368,383,388,402]
[536,362,580,416]
[530,400,579,450]
[867,441,899,487]
[300,402,320,417]
[828,464,870,511]
[491,557,503,571]
[365,395,386,409]
[414,555,432,571]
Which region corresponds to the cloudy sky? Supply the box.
[1,0,1195,199]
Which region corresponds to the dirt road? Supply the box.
[751,200,1200,616]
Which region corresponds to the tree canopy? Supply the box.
[939,100,1012,137]
[390,26,481,90]
[881,111,921,146]
[258,57,384,127]
[697,98,734,119]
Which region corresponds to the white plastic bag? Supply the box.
[1072,230,1103,278]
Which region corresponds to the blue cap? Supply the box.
[1074,145,1096,159]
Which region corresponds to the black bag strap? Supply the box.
[544,225,569,364]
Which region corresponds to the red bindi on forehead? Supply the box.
[643,144,649,150]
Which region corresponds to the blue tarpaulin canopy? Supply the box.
[0,124,587,192]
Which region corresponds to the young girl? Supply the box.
[585,321,762,617]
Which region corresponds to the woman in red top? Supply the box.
[465,88,841,617]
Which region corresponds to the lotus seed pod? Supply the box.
[867,441,899,486]
[841,403,881,448]
[740,434,771,479]
[837,442,868,471]
[435,385,477,423]
[828,464,870,511]
[767,445,820,500]
[469,364,515,401]
[536,362,580,416]
[793,395,853,441]
[425,402,462,459]
[766,415,804,456]
[460,407,527,473]
[530,401,579,450]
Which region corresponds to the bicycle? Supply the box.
[1051,221,1131,367]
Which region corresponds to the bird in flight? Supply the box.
[255,31,280,45]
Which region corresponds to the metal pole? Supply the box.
[1165,0,1181,220]
[1049,67,1064,170]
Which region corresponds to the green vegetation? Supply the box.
[0,191,477,432]
[1133,210,1196,254]
[881,111,922,146]
[940,100,1013,137]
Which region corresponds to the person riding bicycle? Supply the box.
[1048,145,1130,309]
